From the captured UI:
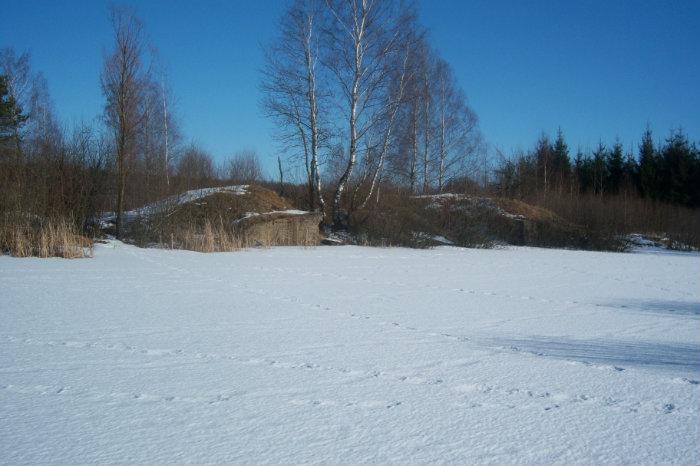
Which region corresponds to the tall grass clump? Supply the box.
[0,214,93,258]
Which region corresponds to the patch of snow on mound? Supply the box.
[625,233,699,256]
[414,193,525,220]
[235,209,313,223]
[101,185,249,223]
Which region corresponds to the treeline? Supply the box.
[3,0,485,243]
[0,9,267,242]
[2,2,699,254]
[494,128,700,208]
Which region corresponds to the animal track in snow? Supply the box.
[0,382,245,406]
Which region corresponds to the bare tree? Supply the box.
[135,63,180,205]
[420,46,434,193]
[161,77,171,189]
[262,0,325,213]
[225,150,263,184]
[101,6,148,238]
[324,0,406,226]
[263,0,481,224]
[433,58,480,192]
[176,144,215,191]
[357,37,412,209]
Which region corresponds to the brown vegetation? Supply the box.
[0,215,93,258]
[123,185,321,251]
[536,193,700,251]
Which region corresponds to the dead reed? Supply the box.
[0,216,93,258]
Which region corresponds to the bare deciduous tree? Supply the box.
[324,0,406,226]
[176,144,215,191]
[225,150,263,184]
[433,58,480,192]
[101,6,147,238]
[262,0,481,227]
[262,0,325,213]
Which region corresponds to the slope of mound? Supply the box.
[166,185,293,226]
[103,185,321,249]
[414,194,586,248]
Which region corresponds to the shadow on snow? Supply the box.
[602,299,700,317]
[492,336,700,373]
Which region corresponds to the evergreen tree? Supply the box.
[605,141,624,194]
[0,74,27,149]
[622,149,638,192]
[592,143,607,195]
[551,128,571,191]
[659,129,698,207]
[574,150,593,193]
[637,128,657,199]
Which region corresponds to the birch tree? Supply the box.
[433,58,480,192]
[101,6,147,238]
[137,66,179,203]
[357,32,413,209]
[262,0,325,213]
[324,0,405,226]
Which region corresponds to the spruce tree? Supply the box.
[622,149,638,192]
[0,75,27,149]
[638,128,657,199]
[660,129,697,207]
[552,128,571,191]
[592,143,607,195]
[574,150,593,193]
[605,142,624,194]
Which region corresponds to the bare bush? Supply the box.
[224,150,263,184]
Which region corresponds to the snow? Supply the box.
[414,193,525,220]
[101,185,249,223]
[431,234,454,245]
[166,185,249,206]
[1,243,699,464]
[236,209,313,222]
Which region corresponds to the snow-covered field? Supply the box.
[1,243,699,465]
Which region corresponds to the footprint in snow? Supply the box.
[674,377,700,385]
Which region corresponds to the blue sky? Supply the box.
[3,0,699,173]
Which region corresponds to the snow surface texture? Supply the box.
[1,244,699,465]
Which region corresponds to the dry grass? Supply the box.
[168,185,293,226]
[241,215,321,247]
[171,221,244,252]
[166,216,320,253]
[129,184,322,251]
[495,198,560,223]
[0,216,93,258]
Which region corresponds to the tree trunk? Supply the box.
[332,2,365,228]
[409,101,418,193]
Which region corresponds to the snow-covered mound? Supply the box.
[625,233,699,254]
[102,185,250,222]
[97,185,321,248]
[410,193,584,248]
[415,193,525,220]
[1,244,698,464]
